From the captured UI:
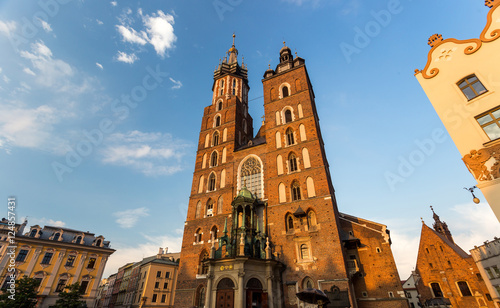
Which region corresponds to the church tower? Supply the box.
[175,38,354,308]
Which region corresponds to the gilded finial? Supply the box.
[283,41,286,47]
[295,51,298,57]
[268,64,271,69]
[232,33,236,46]
[485,0,496,8]
[428,34,443,48]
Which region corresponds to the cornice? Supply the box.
[415,2,500,79]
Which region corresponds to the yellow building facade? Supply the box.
[0,218,114,307]
[415,1,500,221]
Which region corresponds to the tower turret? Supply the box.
[431,206,454,244]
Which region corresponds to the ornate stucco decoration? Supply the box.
[416,1,500,79]
[462,143,500,181]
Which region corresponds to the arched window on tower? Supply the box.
[210,151,218,167]
[232,79,236,95]
[215,115,221,127]
[199,251,209,275]
[285,109,292,123]
[195,201,202,219]
[211,226,218,241]
[286,128,295,146]
[282,86,289,98]
[206,199,214,217]
[219,80,224,96]
[217,100,223,111]
[286,214,294,232]
[208,173,216,191]
[217,196,223,214]
[195,229,202,243]
[239,156,263,198]
[289,152,298,172]
[213,131,219,146]
[307,210,317,230]
[291,180,301,201]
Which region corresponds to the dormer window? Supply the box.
[75,236,82,244]
[53,233,60,241]
[96,239,102,247]
[458,74,487,100]
[29,229,37,237]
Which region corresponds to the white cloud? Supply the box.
[101,130,191,176]
[169,77,182,90]
[36,17,53,33]
[113,207,150,228]
[20,40,78,91]
[104,233,182,278]
[3,75,10,83]
[116,51,138,64]
[29,217,66,228]
[0,104,69,153]
[141,10,177,57]
[96,19,104,25]
[0,20,16,36]
[110,1,117,6]
[96,62,103,70]
[23,67,36,76]
[114,9,176,59]
[116,25,147,45]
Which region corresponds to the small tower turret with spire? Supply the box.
[430,206,454,244]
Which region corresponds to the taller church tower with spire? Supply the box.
[175,36,407,308]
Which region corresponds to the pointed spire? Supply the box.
[430,206,454,244]
[228,33,238,64]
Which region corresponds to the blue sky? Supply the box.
[0,0,498,279]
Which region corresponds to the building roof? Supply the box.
[424,223,470,259]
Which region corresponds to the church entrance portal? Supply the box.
[216,278,235,308]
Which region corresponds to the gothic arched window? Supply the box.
[286,128,295,146]
[206,199,214,217]
[210,151,218,167]
[291,180,301,201]
[217,100,223,111]
[232,79,236,95]
[282,86,289,98]
[215,115,221,127]
[195,201,202,219]
[213,131,219,146]
[208,173,216,191]
[286,214,294,232]
[289,152,298,172]
[300,244,309,259]
[285,109,292,123]
[239,156,263,198]
[217,196,223,214]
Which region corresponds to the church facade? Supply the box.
[175,36,408,308]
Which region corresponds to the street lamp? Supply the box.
[464,186,480,204]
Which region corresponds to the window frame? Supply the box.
[291,181,302,201]
[430,282,443,298]
[16,249,29,262]
[87,257,96,269]
[457,74,487,101]
[456,281,472,297]
[41,252,53,265]
[476,105,500,141]
[65,255,76,267]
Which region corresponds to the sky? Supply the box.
[0,0,498,280]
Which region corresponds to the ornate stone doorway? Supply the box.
[216,278,235,308]
[246,278,268,308]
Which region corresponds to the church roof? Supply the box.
[423,223,470,259]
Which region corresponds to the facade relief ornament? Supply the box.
[462,143,500,181]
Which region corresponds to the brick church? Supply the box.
[175,36,409,308]
[415,207,494,307]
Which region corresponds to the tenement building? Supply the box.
[175,36,408,308]
[470,237,500,307]
[415,1,500,221]
[0,218,114,307]
[414,207,494,307]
